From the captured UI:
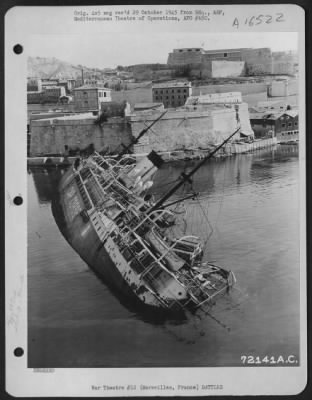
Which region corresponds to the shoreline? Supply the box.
[25,137,294,167]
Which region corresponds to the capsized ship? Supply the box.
[53,123,238,317]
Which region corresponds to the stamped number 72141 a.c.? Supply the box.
[241,355,299,365]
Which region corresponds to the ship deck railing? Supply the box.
[119,208,174,242]
[91,152,136,182]
[92,152,136,169]
[163,235,203,263]
[82,163,136,212]
[117,226,223,308]
[119,229,189,293]
[75,173,93,210]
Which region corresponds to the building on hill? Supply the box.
[167,48,205,66]
[152,81,192,108]
[167,47,273,76]
[73,85,112,112]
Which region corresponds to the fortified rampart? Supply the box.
[129,96,253,154]
[168,47,273,76]
[167,48,204,66]
[29,113,132,156]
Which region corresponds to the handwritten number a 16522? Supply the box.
[233,13,285,29]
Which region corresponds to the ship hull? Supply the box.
[51,169,187,319]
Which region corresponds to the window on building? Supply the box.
[104,92,106,97]
[288,122,292,127]
[281,123,286,128]
[177,89,181,93]
[166,96,169,99]
[83,91,87,95]
[224,53,228,57]
[294,121,298,126]
[85,101,88,104]
[155,90,158,94]
[184,89,187,93]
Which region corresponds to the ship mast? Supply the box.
[148,125,241,213]
[117,110,167,158]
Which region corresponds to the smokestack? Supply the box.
[81,68,84,85]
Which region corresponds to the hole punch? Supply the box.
[13,44,23,54]
[13,196,23,206]
[14,347,24,357]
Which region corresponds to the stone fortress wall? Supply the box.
[167,47,296,77]
[30,113,132,156]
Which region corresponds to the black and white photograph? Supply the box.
[5,4,307,397]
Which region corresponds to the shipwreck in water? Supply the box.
[52,114,238,317]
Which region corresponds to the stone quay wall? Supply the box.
[30,115,132,156]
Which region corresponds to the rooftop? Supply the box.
[134,102,163,109]
[257,100,287,107]
[152,81,191,89]
[33,112,96,122]
[45,85,64,89]
[27,91,43,94]
[250,110,298,120]
[185,92,242,105]
[74,85,111,91]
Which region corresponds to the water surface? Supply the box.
[28,144,301,367]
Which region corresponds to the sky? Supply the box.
[28,32,298,69]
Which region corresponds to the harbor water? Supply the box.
[28,144,301,367]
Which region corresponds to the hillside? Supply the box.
[27,56,102,79]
